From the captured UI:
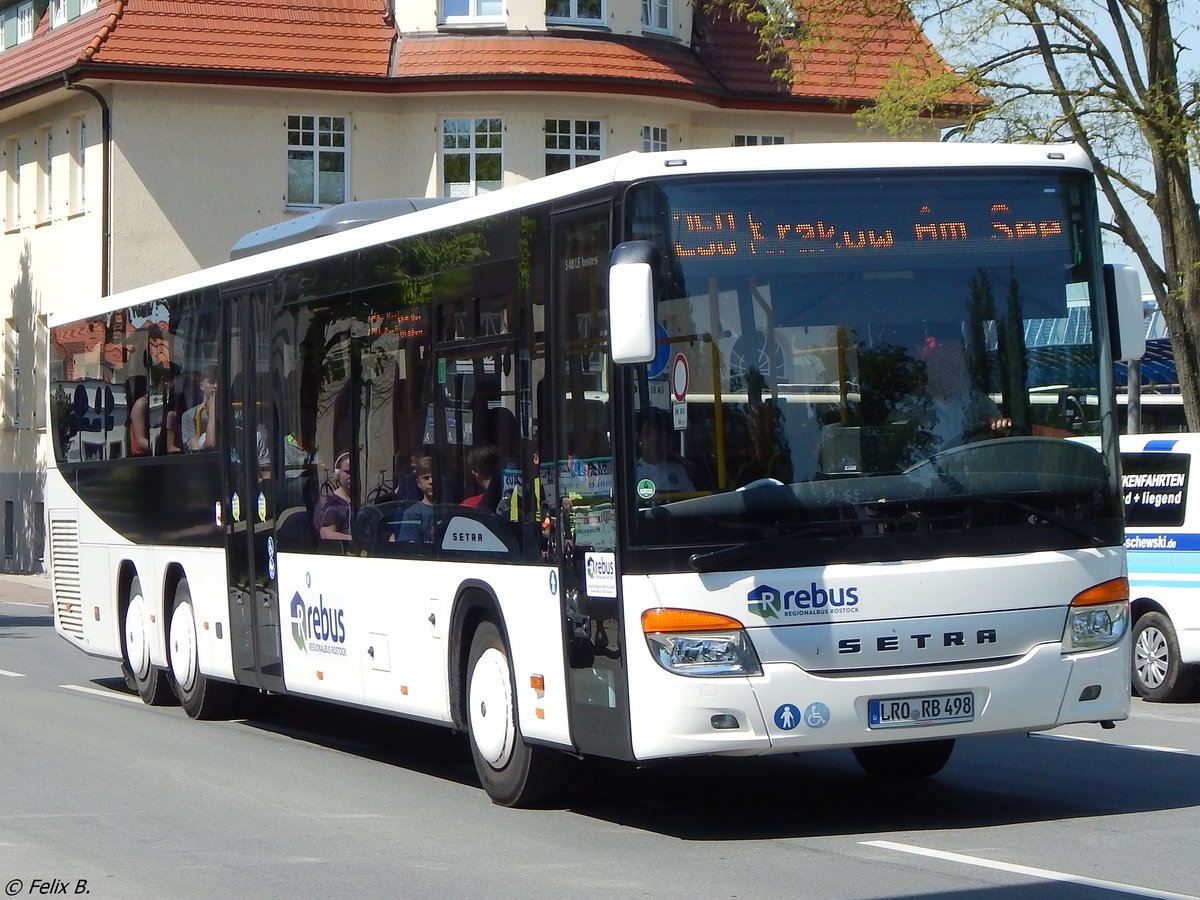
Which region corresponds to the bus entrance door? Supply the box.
[222,284,285,692]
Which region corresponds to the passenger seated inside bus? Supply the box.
[635,408,695,493]
[462,444,501,511]
[312,451,353,541]
[182,366,219,452]
[393,457,437,544]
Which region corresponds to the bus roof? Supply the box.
[50,142,1092,326]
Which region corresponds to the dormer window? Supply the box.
[641,0,669,33]
[442,0,503,23]
[16,2,35,43]
[51,0,68,28]
[546,0,603,24]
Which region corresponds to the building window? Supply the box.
[545,119,601,175]
[286,115,347,208]
[69,117,85,215]
[642,125,668,152]
[5,318,20,428]
[442,0,503,21]
[641,0,668,32]
[4,140,19,231]
[4,501,14,559]
[546,0,602,23]
[734,134,785,146]
[16,2,34,43]
[81,0,97,11]
[51,0,68,28]
[33,501,45,562]
[442,117,503,197]
[37,128,51,223]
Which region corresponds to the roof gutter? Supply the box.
[62,74,111,298]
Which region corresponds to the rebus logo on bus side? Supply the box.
[289,591,347,654]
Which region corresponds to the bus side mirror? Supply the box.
[609,241,658,364]
[1105,264,1146,362]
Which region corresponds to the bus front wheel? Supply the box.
[1133,612,1197,702]
[168,580,239,719]
[852,739,955,780]
[122,576,174,706]
[465,619,565,807]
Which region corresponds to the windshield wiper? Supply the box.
[977,496,1105,544]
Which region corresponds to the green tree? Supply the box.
[706,0,1200,427]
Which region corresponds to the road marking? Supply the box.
[862,840,1200,899]
[59,684,143,704]
[1033,731,1192,755]
[0,669,25,677]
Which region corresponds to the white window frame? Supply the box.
[37,127,52,223]
[734,134,786,147]
[544,119,602,175]
[4,139,20,231]
[81,0,98,11]
[5,318,20,429]
[69,116,85,215]
[546,0,604,24]
[441,0,504,23]
[442,117,504,197]
[51,0,68,28]
[642,124,668,153]
[641,0,669,33]
[17,2,35,43]
[286,114,348,210]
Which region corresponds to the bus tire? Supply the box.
[1132,612,1197,702]
[168,580,239,719]
[122,576,175,706]
[852,739,955,780]
[466,619,565,807]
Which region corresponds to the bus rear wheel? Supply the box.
[168,580,239,719]
[466,620,565,807]
[1133,612,1197,702]
[122,576,175,706]
[852,739,955,780]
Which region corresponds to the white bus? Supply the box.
[1120,433,1200,700]
[47,143,1145,806]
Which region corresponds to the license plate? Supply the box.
[868,692,975,729]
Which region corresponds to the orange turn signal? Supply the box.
[642,608,744,634]
[1071,577,1129,607]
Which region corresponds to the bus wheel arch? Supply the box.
[118,563,175,706]
[166,574,239,719]
[452,584,566,807]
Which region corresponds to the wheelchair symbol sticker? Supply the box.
[804,702,830,728]
[774,703,801,731]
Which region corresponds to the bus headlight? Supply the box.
[642,608,762,677]
[1062,578,1129,653]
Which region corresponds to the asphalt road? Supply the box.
[3,576,1199,900]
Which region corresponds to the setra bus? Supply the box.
[46,143,1145,806]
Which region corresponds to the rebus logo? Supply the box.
[747,583,861,619]
[747,585,782,619]
[289,591,347,655]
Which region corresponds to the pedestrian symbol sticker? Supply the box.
[774,703,801,731]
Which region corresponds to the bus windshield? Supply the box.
[622,170,1123,568]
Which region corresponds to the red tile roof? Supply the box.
[0,1,979,114]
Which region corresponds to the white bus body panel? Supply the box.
[623,548,1128,760]
[1121,433,1200,664]
[47,468,236,680]
[275,554,572,748]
